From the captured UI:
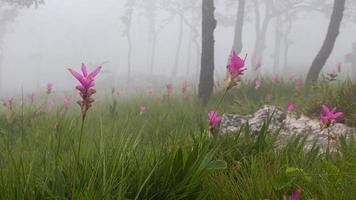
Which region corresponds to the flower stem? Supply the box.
[327,128,330,158]
[216,88,229,111]
[77,113,86,166]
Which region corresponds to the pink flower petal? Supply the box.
[68,69,85,84]
[88,66,102,79]
[322,104,330,114]
[81,63,88,77]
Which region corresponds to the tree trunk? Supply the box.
[126,33,132,83]
[172,16,184,78]
[198,0,217,104]
[251,1,271,70]
[273,16,282,73]
[231,0,245,54]
[149,33,157,74]
[185,29,193,76]
[194,37,200,82]
[282,17,292,74]
[251,0,261,69]
[0,47,3,95]
[306,0,346,82]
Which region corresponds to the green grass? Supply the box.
[0,78,356,199]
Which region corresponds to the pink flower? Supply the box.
[166,84,173,95]
[28,93,36,104]
[287,102,296,112]
[181,82,189,94]
[68,63,101,117]
[255,61,262,70]
[228,51,246,77]
[208,111,222,133]
[289,188,302,200]
[47,83,54,94]
[64,96,70,109]
[47,100,54,113]
[147,88,154,96]
[295,79,302,89]
[139,106,147,115]
[255,79,262,90]
[68,63,101,91]
[320,104,343,128]
[289,74,296,81]
[271,74,278,83]
[225,51,246,89]
[2,98,15,110]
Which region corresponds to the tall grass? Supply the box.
[0,79,356,199]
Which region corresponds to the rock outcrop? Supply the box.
[220,105,355,151]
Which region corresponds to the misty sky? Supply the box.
[1,0,356,94]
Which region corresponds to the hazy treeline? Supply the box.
[0,0,355,95]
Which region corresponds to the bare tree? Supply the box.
[198,0,217,104]
[306,0,346,82]
[251,0,273,70]
[0,0,44,94]
[231,0,246,54]
[121,0,136,83]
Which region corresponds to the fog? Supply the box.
[0,0,355,95]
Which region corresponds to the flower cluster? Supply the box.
[289,188,302,200]
[255,79,261,90]
[47,83,54,94]
[287,102,296,112]
[224,51,246,90]
[166,84,173,95]
[139,106,147,115]
[320,104,343,129]
[208,111,221,134]
[68,63,101,118]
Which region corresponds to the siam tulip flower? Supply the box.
[271,74,278,83]
[295,79,302,89]
[2,98,15,111]
[255,61,262,70]
[181,82,189,94]
[28,93,36,104]
[289,188,302,200]
[68,63,102,119]
[255,79,262,90]
[288,75,297,82]
[146,88,153,96]
[47,100,54,113]
[47,83,54,94]
[287,102,296,112]
[63,96,70,109]
[320,104,343,128]
[166,84,173,95]
[208,111,222,134]
[224,51,247,89]
[139,106,147,115]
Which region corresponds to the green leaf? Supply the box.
[206,160,227,170]
[286,167,301,174]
